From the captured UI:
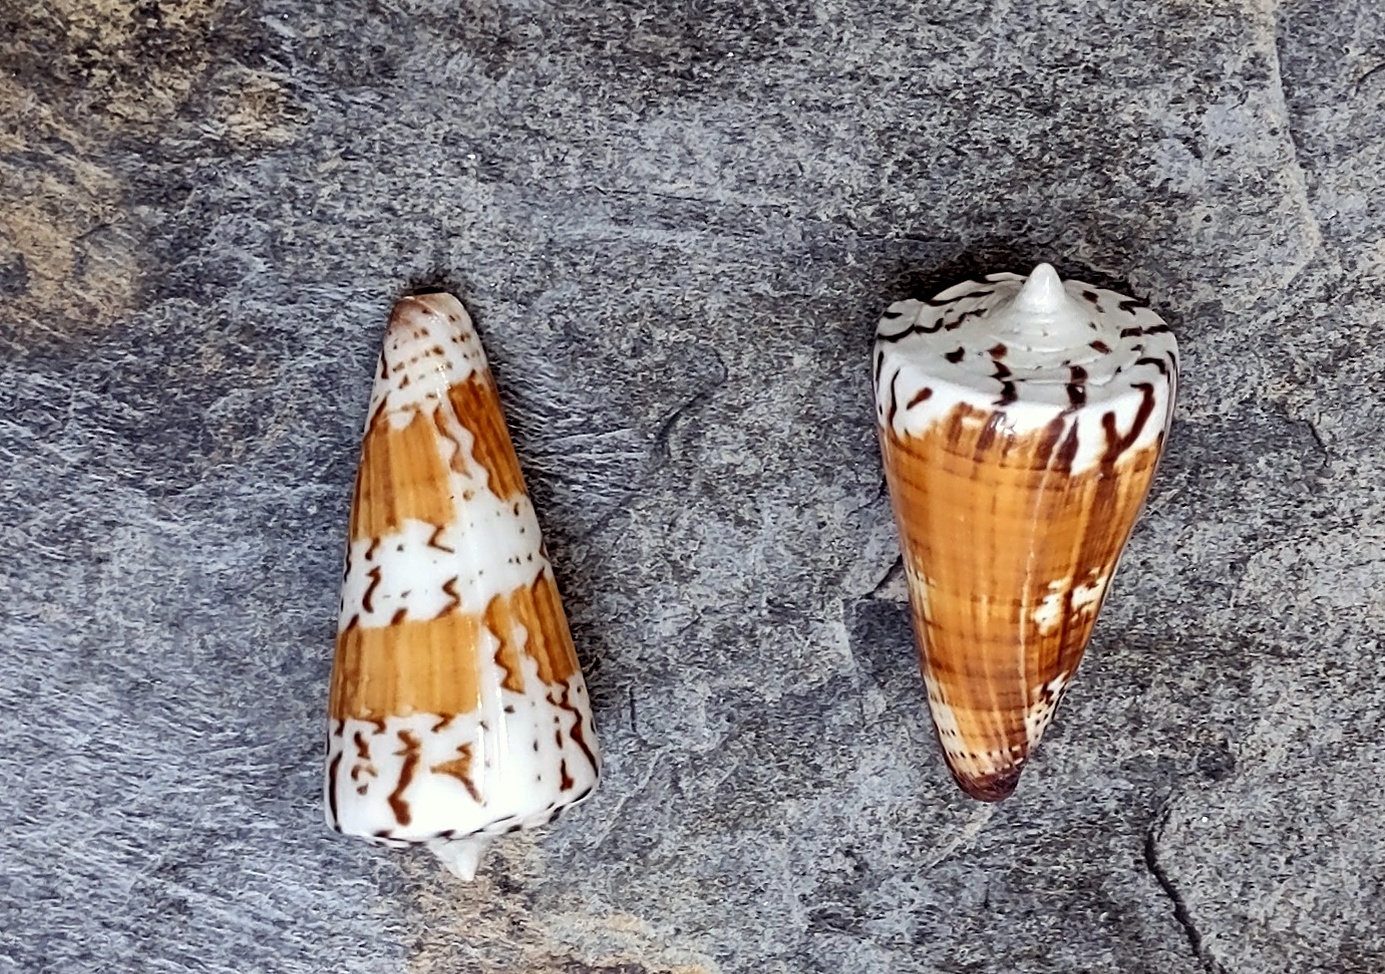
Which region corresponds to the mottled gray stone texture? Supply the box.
[2,0,1383,971]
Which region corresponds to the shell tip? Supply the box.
[1013,263,1066,314]
[428,834,493,880]
[388,291,466,331]
[953,765,1023,802]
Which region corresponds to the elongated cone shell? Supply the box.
[873,264,1177,801]
[325,293,601,878]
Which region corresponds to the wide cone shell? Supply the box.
[325,293,599,875]
[881,406,1165,799]
[874,265,1176,800]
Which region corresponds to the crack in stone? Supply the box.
[1264,0,1324,289]
[1355,60,1385,94]
[1144,803,1229,974]
[922,803,997,870]
[652,350,730,459]
[1297,416,1329,456]
[866,554,904,601]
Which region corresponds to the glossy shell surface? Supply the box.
[325,293,600,877]
[874,264,1177,800]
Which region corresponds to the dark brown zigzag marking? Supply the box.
[327,751,342,827]
[873,348,884,389]
[1100,383,1158,464]
[1120,324,1171,338]
[1067,365,1088,408]
[426,524,454,553]
[945,347,965,363]
[988,343,1008,359]
[879,313,948,341]
[441,577,461,614]
[362,567,382,613]
[927,286,992,307]
[432,743,481,803]
[555,682,599,773]
[431,714,456,733]
[1089,340,1111,354]
[389,607,407,625]
[559,759,574,792]
[886,371,901,428]
[992,359,1016,406]
[906,387,933,409]
[351,731,377,783]
[1118,297,1149,314]
[946,308,987,330]
[880,309,903,319]
[364,538,379,561]
[1136,356,1169,375]
[388,730,422,826]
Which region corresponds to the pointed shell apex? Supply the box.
[872,264,1177,473]
[1013,263,1065,314]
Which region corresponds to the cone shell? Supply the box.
[325,293,600,878]
[874,264,1177,801]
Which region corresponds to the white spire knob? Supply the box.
[1013,263,1066,314]
[996,263,1089,345]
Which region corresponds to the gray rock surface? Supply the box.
[2,0,1383,971]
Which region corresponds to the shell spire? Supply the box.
[1013,261,1066,313]
[325,293,601,877]
[873,264,1177,801]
